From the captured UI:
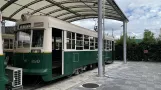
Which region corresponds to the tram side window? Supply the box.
[76,33,83,50]
[90,37,95,50]
[103,40,107,50]
[95,38,98,49]
[107,40,110,50]
[110,41,112,50]
[32,30,44,47]
[4,39,9,49]
[84,35,89,49]
[17,30,31,48]
[10,39,13,49]
[66,31,75,49]
[3,39,14,49]
[72,32,75,49]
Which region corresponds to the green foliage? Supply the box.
[115,29,161,62]
[143,30,156,44]
[115,35,136,45]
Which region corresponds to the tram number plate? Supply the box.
[31,60,40,63]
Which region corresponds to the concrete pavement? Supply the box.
[37,61,161,90]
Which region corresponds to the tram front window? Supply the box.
[17,30,31,48]
[32,30,44,47]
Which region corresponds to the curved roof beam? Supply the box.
[62,14,122,21]
[68,16,99,22]
[55,9,118,18]
[46,6,114,16]
[46,0,81,16]
[0,0,18,11]
[9,0,43,18]
[67,16,122,22]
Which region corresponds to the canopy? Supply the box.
[0,0,128,22]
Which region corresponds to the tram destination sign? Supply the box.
[19,23,31,30]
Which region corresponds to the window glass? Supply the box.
[110,41,112,50]
[84,35,89,49]
[90,37,94,50]
[17,30,31,48]
[72,39,75,49]
[67,32,71,39]
[10,39,13,49]
[103,40,106,50]
[67,39,71,49]
[32,30,44,47]
[56,37,62,50]
[76,33,83,50]
[95,38,98,49]
[4,39,9,49]
[107,40,110,50]
[66,32,75,49]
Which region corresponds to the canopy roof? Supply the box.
[0,0,128,22]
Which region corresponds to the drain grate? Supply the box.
[82,83,99,89]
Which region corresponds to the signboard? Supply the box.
[144,50,148,53]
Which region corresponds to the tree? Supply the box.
[115,35,136,45]
[143,29,156,44]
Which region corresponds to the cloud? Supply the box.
[5,20,15,26]
[72,0,161,39]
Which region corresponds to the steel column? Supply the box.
[102,0,106,75]
[123,21,127,64]
[98,0,103,77]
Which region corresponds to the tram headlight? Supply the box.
[31,49,41,53]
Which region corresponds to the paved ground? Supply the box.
[37,61,161,90]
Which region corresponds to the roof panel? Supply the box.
[37,6,60,14]
[2,4,21,17]
[29,1,51,10]
[58,13,75,19]
[15,0,34,6]
[0,1,7,8]
[50,10,68,17]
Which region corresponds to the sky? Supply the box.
[72,0,161,39]
[5,0,161,39]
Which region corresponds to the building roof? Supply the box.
[0,0,128,22]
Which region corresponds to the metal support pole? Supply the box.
[98,0,103,77]
[102,0,105,75]
[123,21,127,64]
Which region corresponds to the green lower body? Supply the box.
[0,56,8,90]
[13,51,113,82]
[4,52,13,65]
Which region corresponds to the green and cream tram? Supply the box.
[2,34,15,65]
[12,15,115,81]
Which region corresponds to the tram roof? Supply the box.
[0,0,128,22]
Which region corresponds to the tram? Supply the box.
[2,34,15,65]
[12,14,115,81]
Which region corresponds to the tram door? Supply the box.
[52,28,63,76]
